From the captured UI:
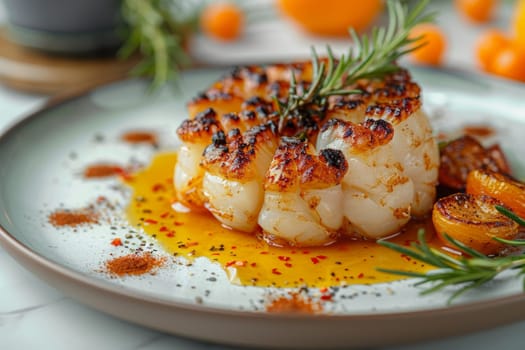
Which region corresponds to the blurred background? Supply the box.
[0,0,523,96]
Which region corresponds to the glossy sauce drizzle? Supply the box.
[124,153,443,288]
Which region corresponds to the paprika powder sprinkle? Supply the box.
[106,252,165,276]
[49,209,98,227]
[266,292,322,313]
[121,131,158,146]
[84,164,124,178]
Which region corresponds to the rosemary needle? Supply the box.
[377,209,525,304]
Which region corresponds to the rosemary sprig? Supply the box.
[377,209,525,304]
[277,0,435,130]
[119,0,200,90]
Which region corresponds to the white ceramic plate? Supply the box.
[1,67,525,349]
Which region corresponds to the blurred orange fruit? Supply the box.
[200,2,244,42]
[475,29,510,71]
[455,0,498,23]
[408,24,447,66]
[490,46,525,81]
[277,0,382,36]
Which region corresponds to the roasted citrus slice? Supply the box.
[466,168,525,218]
[432,193,519,255]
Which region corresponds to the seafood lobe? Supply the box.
[259,139,348,246]
[201,122,279,232]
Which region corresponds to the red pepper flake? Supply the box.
[271,268,282,275]
[285,263,292,268]
[259,251,269,255]
[231,245,237,250]
[358,273,364,279]
[166,232,175,238]
[319,287,328,293]
[173,221,183,226]
[320,294,333,301]
[226,260,237,267]
[186,241,199,247]
[152,183,165,192]
[278,256,290,262]
[111,238,122,246]
[160,211,170,218]
[401,253,411,262]
[144,218,158,225]
[250,262,257,267]
[316,255,327,260]
[159,226,168,232]
[302,250,310,254]
[310,257,320,264]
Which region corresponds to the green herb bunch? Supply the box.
[119,0,201,90]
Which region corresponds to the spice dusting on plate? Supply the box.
[106,252,165,276]
[49,209,98,227]
[266,292,322,314]
[121,131,158,147]
[462,125,495,138]
[83,164,126,178]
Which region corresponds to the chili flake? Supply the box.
[111,238,122,246]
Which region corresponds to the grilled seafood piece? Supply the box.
[174,109,222,210]
[201,122,279,232]
[365,98,439,217]
[174,61,439,244]
[317,119,415,239]
[175,105,276,210]
[258,138,348,246]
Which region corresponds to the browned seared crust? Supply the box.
[181,62,422,187]
[320,118,394,153]
[187,89,245,118]
[359,69,421,101]
[201,122,279,180]
[265,138,348,192]
[176,108,223,143]
[365,97,421,124]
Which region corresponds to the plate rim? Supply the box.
[1,66,525,348]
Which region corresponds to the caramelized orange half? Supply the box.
[432,193,519,255]
[466,168,525,218]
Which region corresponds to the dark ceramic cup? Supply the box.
[3,0,122,55]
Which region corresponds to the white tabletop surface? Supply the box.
[2,1,525,349]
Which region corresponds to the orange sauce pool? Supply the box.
[124,152,442,288]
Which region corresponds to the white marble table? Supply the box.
[2,1,525,349]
